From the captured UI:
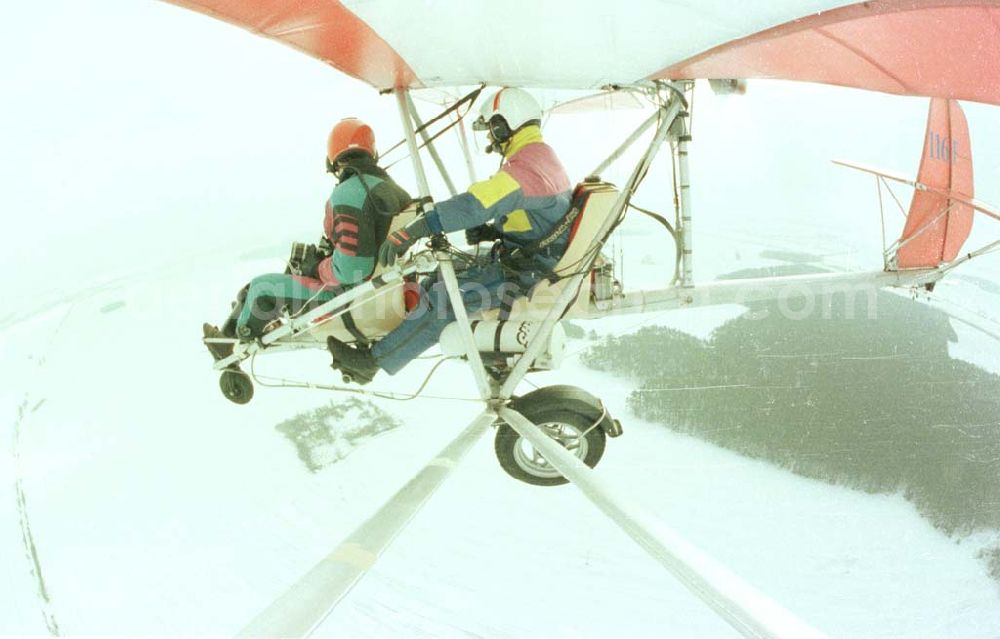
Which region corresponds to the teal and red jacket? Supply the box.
[318,159,412,287]
[424,125,571,266]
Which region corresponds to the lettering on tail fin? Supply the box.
[926,131,959,163]
[897,98,974,268]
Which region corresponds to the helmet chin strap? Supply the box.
[485,141,509,157]
[485,132,512,156]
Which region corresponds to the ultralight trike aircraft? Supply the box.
[167,1,1000,637]
[182,0,1000,486]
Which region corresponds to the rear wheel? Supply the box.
[495,405,606,487]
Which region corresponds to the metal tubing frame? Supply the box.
[396,89,432,198]
[590,266,944,318]
[590,109,660,178]
[454,110,478,184]
[236,412,493,639]
[406,93,458,197]
[497,407,825,639]
[498,90,684,399]
[675,92,694,287]
[396,87,494,399]
[885,201,957,258]
[211,266,413,370]
[939,236,1000,274]
[436,250,495,400]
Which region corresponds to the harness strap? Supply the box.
[512,201,582,260]
[493,321,505,352]
[341,309,370,346]
[497,280,524,321]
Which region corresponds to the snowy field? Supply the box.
[2,245,1000,638]
[4,2,1000,637]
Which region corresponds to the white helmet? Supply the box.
[473,88,543,146]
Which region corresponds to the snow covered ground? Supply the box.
[2,250,999,638]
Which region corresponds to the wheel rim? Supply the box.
[510,421,589,479]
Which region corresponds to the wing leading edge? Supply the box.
[654,0,1000,106]
[162,0,417,89]
[160,0,1000,105]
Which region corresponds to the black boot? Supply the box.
[327,336,378,385]
[203,323,235,361]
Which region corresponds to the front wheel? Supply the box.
[219,368,254,405]
[495,405,606,487]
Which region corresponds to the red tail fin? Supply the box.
[897,99,974,268]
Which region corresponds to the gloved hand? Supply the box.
[297,244,324,278]
[317,235,334,257]
[377,216,432,268]
[287,242,323,277]
[465,224,500,245]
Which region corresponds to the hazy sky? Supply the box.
[3,0,999,305]
[3,1,391,297]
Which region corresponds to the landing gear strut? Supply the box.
[495,385,622,486]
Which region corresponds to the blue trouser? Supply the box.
[372,261,535,374]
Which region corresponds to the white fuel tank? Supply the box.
[439,321,566,370]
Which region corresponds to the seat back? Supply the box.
[371,202,419,278]
[553,181,619,277]
[498,181,620,320]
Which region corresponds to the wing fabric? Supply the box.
[654,0,1000,106]
[160,0,1000,105]
[163,0,417,89]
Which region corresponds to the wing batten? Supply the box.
[812,26,912,93]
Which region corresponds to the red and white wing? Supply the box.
[160,0,1000,105]
[163,0,418,88]
[654,0,1000,106]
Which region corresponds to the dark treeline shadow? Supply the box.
[583,264,1000,578]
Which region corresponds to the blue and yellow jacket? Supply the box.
[424,125,572,266]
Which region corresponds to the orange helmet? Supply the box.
[327,118,377,169]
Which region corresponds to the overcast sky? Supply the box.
[3,0,999,306]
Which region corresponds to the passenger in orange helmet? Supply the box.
[202,118,411,359]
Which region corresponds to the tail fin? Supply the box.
[896,99,974,268]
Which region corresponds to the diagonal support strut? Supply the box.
[497,406,827,639]
[237,412,493,638]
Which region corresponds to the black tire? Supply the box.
[219,369,254,405]
[495,404,607,487]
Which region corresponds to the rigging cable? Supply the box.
[248,353,481,403]
[628,202,682,286]
[877,176,889,269]
[383,86,485,171]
